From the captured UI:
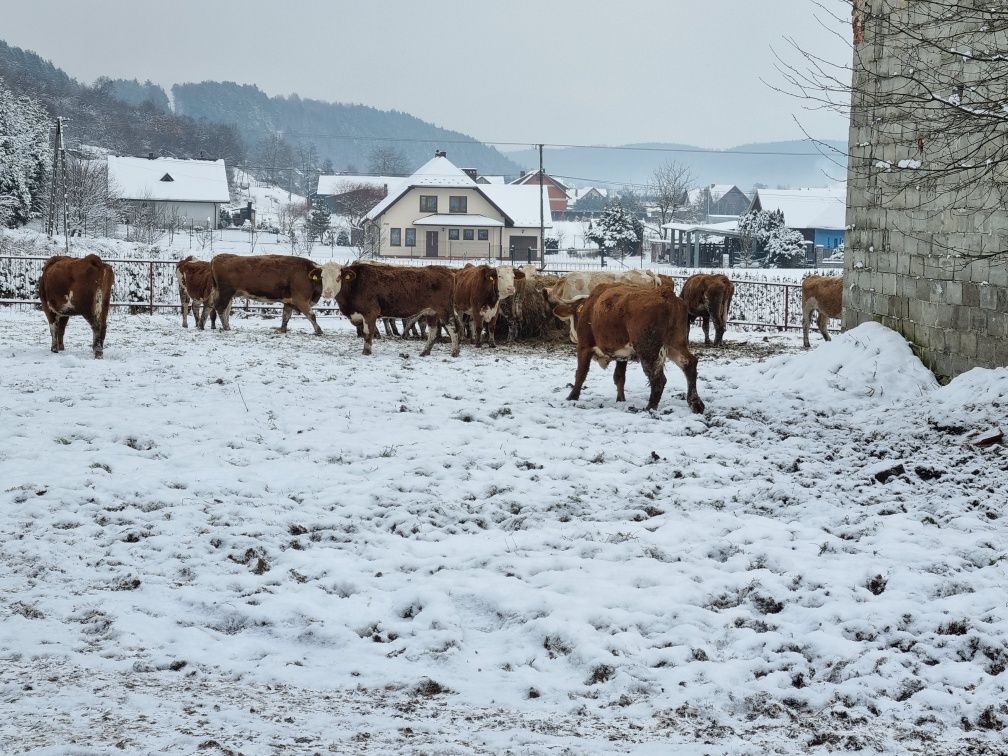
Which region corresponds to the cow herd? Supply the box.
[34,253,843,412]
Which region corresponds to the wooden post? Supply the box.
[148,261,154,314]
[538,144,545,268]
[783,285,790,330]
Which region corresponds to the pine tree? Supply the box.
[586,202,640,258]
[0,80,51,227]
[307,202,330,242]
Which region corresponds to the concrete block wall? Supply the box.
[844,0,1008,379]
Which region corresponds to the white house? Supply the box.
[365,153,552,260]
[108,155,230,227]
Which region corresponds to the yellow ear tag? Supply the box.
[576,303,584,314]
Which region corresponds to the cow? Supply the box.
[543,268,662,306]
[546,269,664,343]
[321,262,460,356]
[175,256,217,330]
[552,283,704,413]
[680,273,735,346]
[454,264,500,348]
[38,254,115,359]
[209,254,324,335]
[477,265,527,347]
[802,275,843,348]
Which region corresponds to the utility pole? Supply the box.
[46,118,63,237]
[538,144,544,270]
[59,124,69,253]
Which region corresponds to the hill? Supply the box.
[505,139,849,190]
[171,81,519,176]
[0,40,244,165]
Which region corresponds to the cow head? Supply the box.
[493,266,518,299]
[553,298,587,344]
[321,262,346,298]
[175,255,194,271]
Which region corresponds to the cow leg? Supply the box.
[381,318,393,337]
[44,309,59,353]
[472,311,485,348]
[216,292,234,331]
[209,303,217,330]
[613,360,628,402]
[668,347,704,414]
[712,300,726,346]
[295,302,323,336]
[278,304,293,333]
[179,284,191,328]
[567,349,592,401]
[802,298,815,348]
[817,309,831,343]
[486,315,498,348]
[361,313,377,355]
[447,313,461,358]
[421,315,439,356]
[57,316,71,351]
[701,313,711,346]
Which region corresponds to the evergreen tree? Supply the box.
[0,80,51,227]
[586,202,640,258]
[307,203,330,242]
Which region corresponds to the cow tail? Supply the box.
[721,283,734,325]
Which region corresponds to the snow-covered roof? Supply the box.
[480,185,552,228]
[687,184,741,205]
[366,156,551,228]
[107,156,230,203]
[510,170,568,190]
[413,214,505,227]
[317,174,402,195]
[663,220,740,236]
[567,186,608,202]
[750,187,847,230]
[477,175,505,185]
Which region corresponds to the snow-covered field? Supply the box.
[1,311,1006,754]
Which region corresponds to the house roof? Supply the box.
[567,186,608,202]
[687,184,743,205]
[316,174,402,195]
[477,175,505,184]
[413,214,504,227]
[509,170,568,190]
[750,187,847,230]
[107,156,230,203]
[366,155,551,228]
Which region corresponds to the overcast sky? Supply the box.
[3,0,851,149]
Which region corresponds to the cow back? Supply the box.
[39,254,115,315]
[337,263,456,319]
[212,254,322,304]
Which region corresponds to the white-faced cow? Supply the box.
[209,254,324,334]
[553,283,704,413]
[38,254,115,358]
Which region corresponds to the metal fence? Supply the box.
[0,255,837,332]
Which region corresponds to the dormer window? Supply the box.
[160,173,174,182]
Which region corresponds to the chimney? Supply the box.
[520,170,526,179]
[434,149,447,158]
[463,168,478,181]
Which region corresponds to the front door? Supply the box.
[425,230,439,257]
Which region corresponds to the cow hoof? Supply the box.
[94,352,103,359]
[420,349,432,357]
[688,397,705,414]
[451,349,460,358]
[182,323,189,329]
[50,347,58,354]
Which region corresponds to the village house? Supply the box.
[314,174,399,214]
[748,186,847,263]
[107,155,230,227]
[365,152,551,261]
[688,184,752,221]
[510,169,569,213]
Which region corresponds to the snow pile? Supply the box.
[741,322,938,402]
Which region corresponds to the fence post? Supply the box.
[783,285,790,331]
[149,261,154,314]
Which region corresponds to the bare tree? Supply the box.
[648,160,694,239]
[354,221,387,260]
[330,180,388,228]
[63,154,121,237]
[774,0,1008,260]
[129,194,167,244]
[367,146,408,176]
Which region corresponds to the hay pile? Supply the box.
[495,272,564,342]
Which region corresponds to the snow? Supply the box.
[230,169,306,225]
[1,313,1006,752]
[752,187,847,230]
[107,156,230,203]
[316,174,403,196]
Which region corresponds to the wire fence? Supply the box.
[0,255,839,332]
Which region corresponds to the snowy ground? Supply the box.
[1,311,1006,754]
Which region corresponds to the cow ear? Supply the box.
[515,269,526,279]
[343,269,356,282]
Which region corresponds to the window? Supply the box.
[448,229,460,241]
[463,229,474,241]
[405,228,416,247]
[159,173,174,182]
[449,195,467,213]
[390,228,401,246]
[420,195,437,213]
[478,229,489,241]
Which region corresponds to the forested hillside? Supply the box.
[0,40,244,164]
[172,81,518,175]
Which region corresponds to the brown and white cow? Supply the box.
[553,283,704,413]
[478,265,527,347]
[38,254,115,358]
[544,268,662,305]
[680,273,735,346]
[321,262,460,356]
[209,254,324,334]
[175,256,217,330]
[454,264,500,348]
[802,274,843,348]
